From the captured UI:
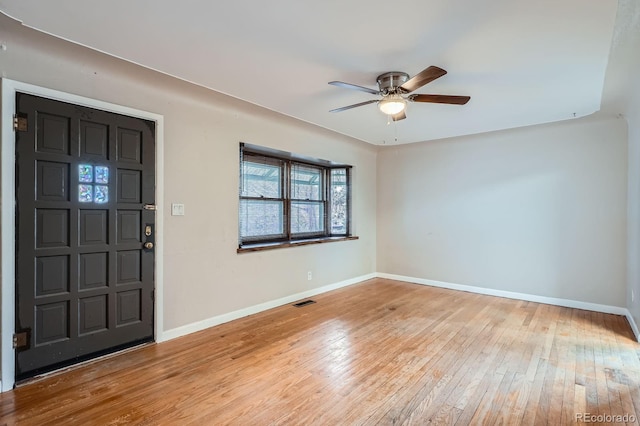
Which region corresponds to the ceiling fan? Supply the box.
[328,66,470,121]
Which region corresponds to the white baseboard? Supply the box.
[626,312,640,342]
[159,272,640,344]
[158,273,376,342]
[377,272,640,342]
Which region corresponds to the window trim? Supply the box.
[239,143,354,251]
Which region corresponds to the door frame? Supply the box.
[1,79,165,391]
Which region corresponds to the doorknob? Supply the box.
[144,242,154,249]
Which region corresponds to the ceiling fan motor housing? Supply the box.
[377,72,410,94]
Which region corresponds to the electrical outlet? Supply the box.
[307,271,312,281]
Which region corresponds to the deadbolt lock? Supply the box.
[145,225,152,237]
[144,242,154,249]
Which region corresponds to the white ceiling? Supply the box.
[0,0,619,145]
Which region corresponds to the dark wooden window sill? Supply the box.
[237,236,359,253]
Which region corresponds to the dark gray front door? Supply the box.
[15,93,155,380]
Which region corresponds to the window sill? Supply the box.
[237,236,359,253]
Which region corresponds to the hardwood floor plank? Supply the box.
[376,304,500,424]
[387,297,518,423]
[574,383,586,422]
[423,304,523,424]
[0,278,638,425]
[455,302,537,425]
[520,357,549,426]
[559,309,578,425]
[468,370,515,425]
[272,286,467,425]
[593,311,613,417]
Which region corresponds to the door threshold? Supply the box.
[15,341,155,388]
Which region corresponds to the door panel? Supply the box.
[15,93,156,380]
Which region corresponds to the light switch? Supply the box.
[171,203,185,216]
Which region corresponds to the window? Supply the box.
[78,164,109,203]
[239,143,353,249]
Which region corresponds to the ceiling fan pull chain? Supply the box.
[394,119,399,143]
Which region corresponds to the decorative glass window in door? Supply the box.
[78,164,109,203]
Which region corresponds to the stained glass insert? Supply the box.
[95,166,109,184]
[94,185,109,204]
[79,165,93,183]
[79,185,93,203]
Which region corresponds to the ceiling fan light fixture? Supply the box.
[378,94,406,115]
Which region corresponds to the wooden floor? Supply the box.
[1,278,639,425]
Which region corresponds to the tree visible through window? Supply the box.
[239,143,352,247]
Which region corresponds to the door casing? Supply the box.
[1,79,165,391]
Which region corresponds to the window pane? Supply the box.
[241,160,281,198]
[239,200,284,239]
[331,169,347,234]
[291,164,322,201]
[291,201,324,234]
[94,185,109,203]
[79,184,93,203]
[79,165,93,183]
[95,166,109,184]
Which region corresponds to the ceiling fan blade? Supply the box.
[392,111,406,121]
[329,81,381,95]
[329,99,379,113]
[409,94,470,105]
[399,66,447,93]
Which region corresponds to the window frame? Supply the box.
[238,143,354,251]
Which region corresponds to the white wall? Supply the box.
[628,84,640,328]
[624,19,640,329]
[0,15,377,332]
[621,0,640,336]
[377,116,628,306]
[600,0,640,333]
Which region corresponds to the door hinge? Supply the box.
[13,114,28,132]
[143,204,157,211]
[12,331,29,349]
